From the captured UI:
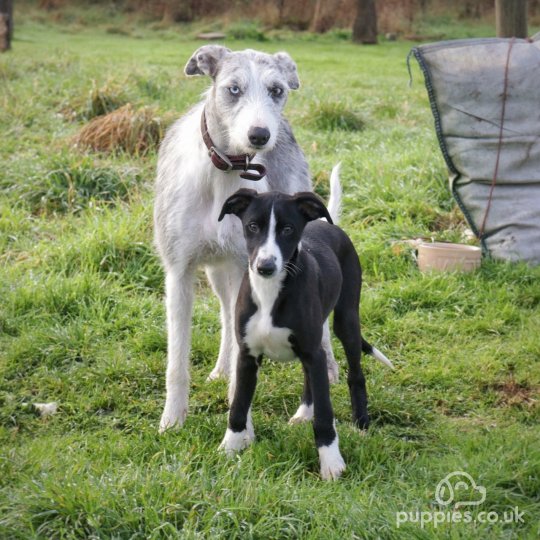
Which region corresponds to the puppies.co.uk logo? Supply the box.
[435,471,486,508]
[396,471,525,529]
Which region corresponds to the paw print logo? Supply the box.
[435,471,486,508]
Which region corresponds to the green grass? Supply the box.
[1,9,540,540]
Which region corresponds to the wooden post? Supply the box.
[496,0,528,38]
[353,0,378,44]
[0,0,12,51]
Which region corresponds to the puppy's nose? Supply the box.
[248,127,270,147]
[256,258,276,277]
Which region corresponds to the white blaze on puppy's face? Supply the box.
[251,207,283,277]
[245,206,296,362]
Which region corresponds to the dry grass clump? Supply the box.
[73,104,167,156]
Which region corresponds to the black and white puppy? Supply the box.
[217,189,392,480]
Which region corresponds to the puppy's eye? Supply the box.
[270,86,284,98]
[229,85,241,96]
[247,222,259,233]
[281,225,294,236]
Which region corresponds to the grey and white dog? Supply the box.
[154,45,339,431]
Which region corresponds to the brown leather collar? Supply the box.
[200,110,266,181]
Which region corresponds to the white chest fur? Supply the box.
[244,271,296,362]
[244,308,295,362]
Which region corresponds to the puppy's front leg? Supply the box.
[302,348,345,480]
[219,346,259,455]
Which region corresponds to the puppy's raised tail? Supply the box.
[327,163,342,225]
[362,339,394,369]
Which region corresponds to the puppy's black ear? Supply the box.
[184,45,231,78]
[294,192,333,224]
[218,189,257,221]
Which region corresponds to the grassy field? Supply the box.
[1,9,539,540]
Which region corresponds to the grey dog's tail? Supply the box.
[327,163,342,225]
[362,339,394,369]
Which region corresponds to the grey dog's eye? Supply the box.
[270,86,284,98]
[229,86,241,96]
[247,222,259,233]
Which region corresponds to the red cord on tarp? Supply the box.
[479,37,516,239]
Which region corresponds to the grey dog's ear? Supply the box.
[273,52,300,90]
[218,189,258,221]
[185,45,231,78]
[294,192,333,224]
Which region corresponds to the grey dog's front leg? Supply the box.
[322,318,339,383]
[205,260,244,382]
[159,266,195,432]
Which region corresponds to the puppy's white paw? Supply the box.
[318,439,346,481]
[288,403,314,424]
[219,428,254,456]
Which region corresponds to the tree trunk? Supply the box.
[496,0,528,38]
[353,0,378,44]
[310,0,339,33]
[310,0,323,32]
[0,0,13,51]
[161,0,193,23]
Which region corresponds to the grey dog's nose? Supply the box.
[248,127,270,147]
[256,258,276,277]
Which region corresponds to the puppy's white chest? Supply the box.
[245,310,295,362]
